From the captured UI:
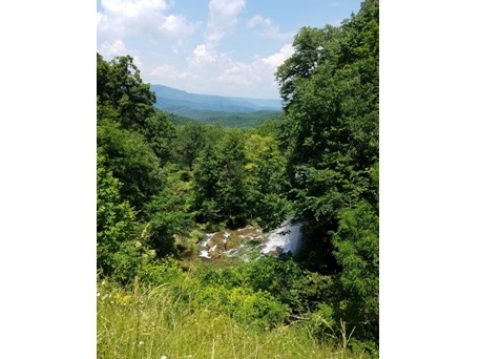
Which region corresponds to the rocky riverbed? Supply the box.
[198,220,303,260]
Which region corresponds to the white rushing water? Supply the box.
[198,220,303,260]
[199,250,211,258]
[260,220,302,254]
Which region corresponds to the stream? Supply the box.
[198,220,303,260]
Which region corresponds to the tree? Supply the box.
[276,0,379,342]
[192,130,252,228]
[192,142,222,224]
[332,200,379,340]
[142,111,176,166]
[97,153,137,276]
[173,122,207,170]
[276,0,379,269]
[97,54,156,131]
[244,133,291,229]
[97,120,164,215]
[215,130,249,227]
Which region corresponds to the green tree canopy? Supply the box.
[97,53,156,130]
[276,0,379,341]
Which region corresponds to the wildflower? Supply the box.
[138,341,144,346]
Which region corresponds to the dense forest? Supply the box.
[97,0,379,358]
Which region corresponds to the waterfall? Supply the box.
[260,220,302,254]
[198,220,303,260]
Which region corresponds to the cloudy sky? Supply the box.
[97,0,362,99]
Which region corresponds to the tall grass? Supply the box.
[97,279,374,359]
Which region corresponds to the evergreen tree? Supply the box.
[142,111,177,166]
[276,0,379,341]
[192,142,222,224]
[216,130,249,227]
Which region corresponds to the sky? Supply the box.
[97,0,363,99]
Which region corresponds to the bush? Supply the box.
[192,284,290,329]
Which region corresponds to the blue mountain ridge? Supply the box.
[151,84,282,114]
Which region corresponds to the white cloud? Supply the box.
[262,43,294,68]
[191,44,216,65]
[100,39,127,56]
[132,54,143,68]
[97,0,196,45]
[98,1,293,98]
[101,40,126,55]
[210,43,294,98]
[247,14,295,41]
[101,0,168,17]
[150,42,290,98]
[205,0,246,47]
[217,61,261,86]
[99,40,144,71]
[151,64,194,80]
[247,14,272,29]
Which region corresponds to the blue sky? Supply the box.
[97,0,363,99]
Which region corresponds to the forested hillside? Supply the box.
[163,108,283,128]
[97,1,379,358]
[151,84,283,128]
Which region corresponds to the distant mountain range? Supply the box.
[151,85,283,127]
[151,84,282,114]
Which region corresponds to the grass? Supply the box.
[97,278,375,359]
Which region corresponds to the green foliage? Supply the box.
[308,303,337,338]
[192,128,292,229]
[194,257,333,317]
[98,276,377,359]
[142,111,176,166]
[136,256,186,286]
[167,112,197,126]
[97,153,137,277]
[158,107,283,129]
[172,122,207,170]
[244,133,292,229]
[276,0,379,341]
[192,142,222,224]
[253,118,283,138]
[97,120,164,215]
[109,237,151,285]
[332,200,379,339]
[97,158,157,284]
[192,129,248,227]
[97,54,156,130]
[191,110,283,128]
[215,130,249,227]
[192,284,290,329]
[97,53,190,282]
[243,258,332,313]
